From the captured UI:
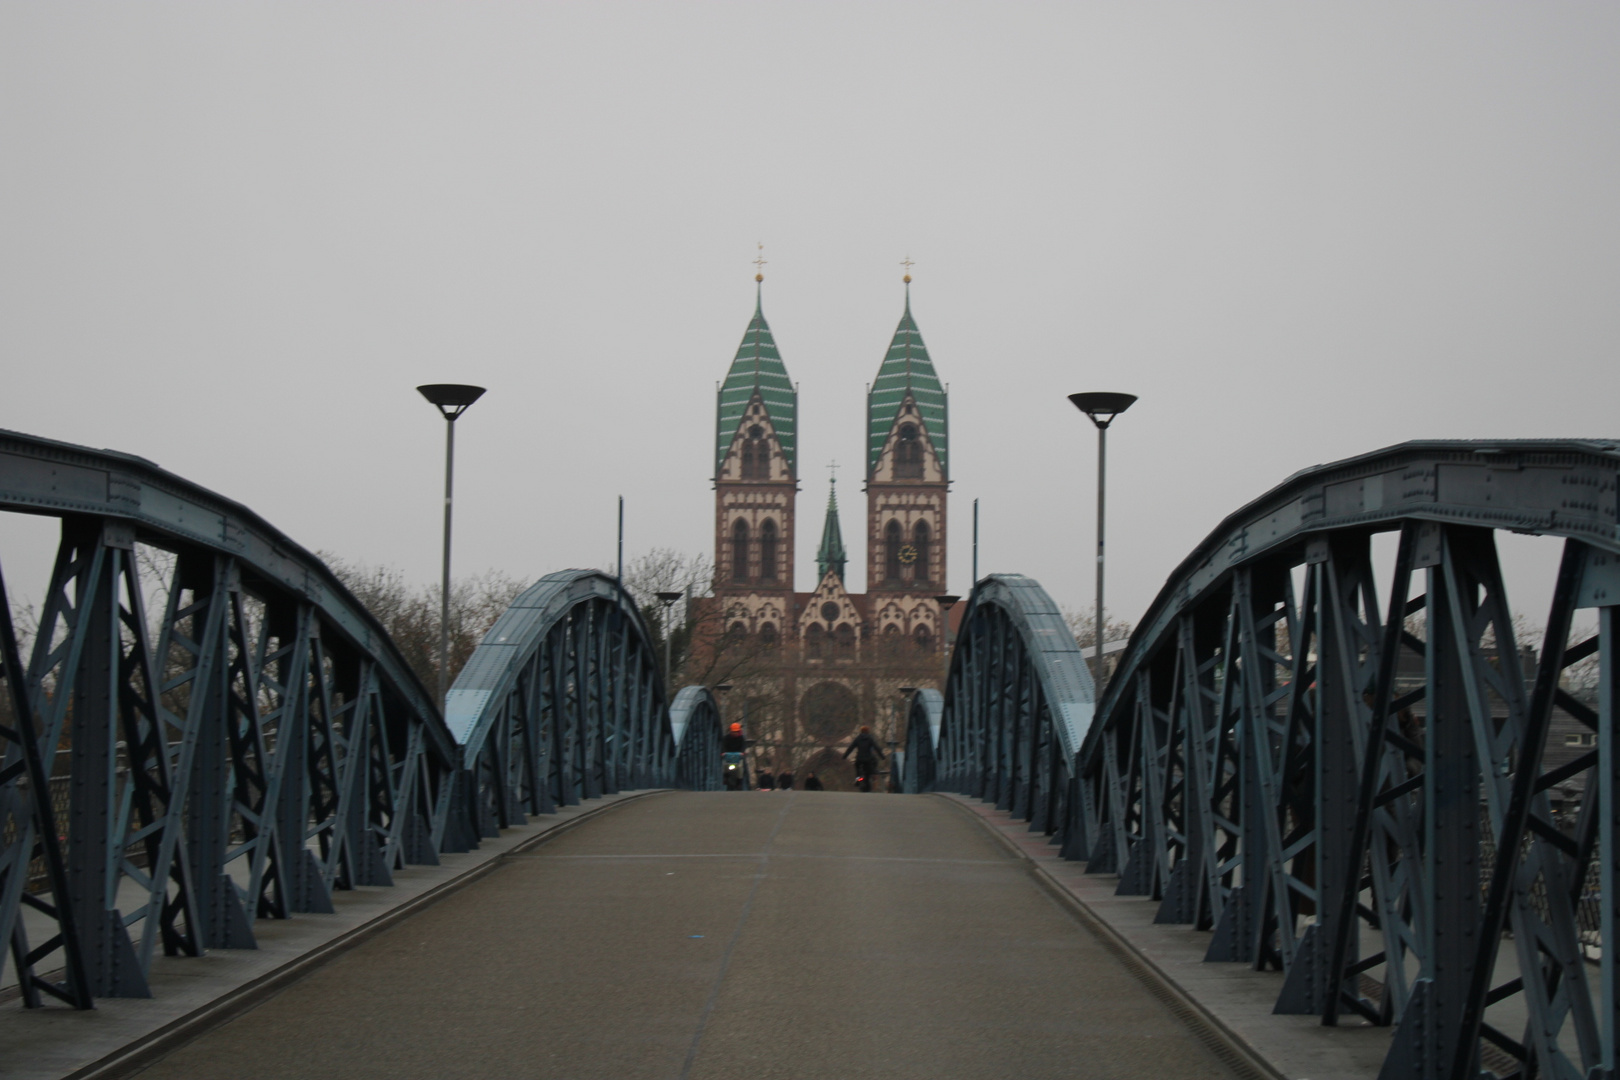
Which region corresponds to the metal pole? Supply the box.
[439,416,455,709]
[416,383,484,713]
[972,497,979,584]
[663,607,673,696]
[617,496,624,588]
[1094,422,1106,684]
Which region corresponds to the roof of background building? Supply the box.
[716,285,796,476]
[868,284,947,478]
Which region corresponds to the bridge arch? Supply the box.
[0,430,457,1007]
[899,687,942,793]
[922,574,1096,854]
[1082,439,1620,1079]
[669,685,724,790]
[444,569,671,843]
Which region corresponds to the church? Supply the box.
[692,268,957,790]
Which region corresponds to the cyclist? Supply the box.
[842,726,885,793]
[722,722,747,791]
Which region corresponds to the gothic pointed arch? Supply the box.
[732,519,750,582]
[895,423,924,478]
[759,519,778,581]
[884,519,903,583]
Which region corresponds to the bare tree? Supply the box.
[322,555,529,694]
[620,548,710,681]
[1064,603,1133,682]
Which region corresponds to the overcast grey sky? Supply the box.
[2,3,1616,629]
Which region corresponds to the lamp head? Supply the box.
[655,591,684,605]
[1068,392,1137,430]
[417,384,487,420]
[898,686,918,695]
[934,594,961,609]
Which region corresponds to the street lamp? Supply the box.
[1068,392,1137,684]
[418,383,486,709]
[933,595,960,682]
[655,591,683,695]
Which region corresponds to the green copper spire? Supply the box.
[716,281,797,476]
[867,280,947,477]
[816,477,847,583]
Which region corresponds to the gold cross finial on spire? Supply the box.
[900,254,914,284]
[828,459,839,484]
[754,242,767,283]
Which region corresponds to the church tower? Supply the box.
[865,274,949,649]
[712,275,797,642]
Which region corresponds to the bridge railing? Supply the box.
[1078,438,1620,1080]
[918,574,1096,859]
[0,431,715,1013]
[441,569,674,848]
[900,688,942,793]
[0,429,457,1008]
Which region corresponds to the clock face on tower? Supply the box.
[898,544,919,565]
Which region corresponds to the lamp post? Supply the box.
[1067,392,1137,684]
[934,595,960,683]
[655,591,683,695]
[417,383,486,709]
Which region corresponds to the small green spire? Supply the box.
[816,477,847,583]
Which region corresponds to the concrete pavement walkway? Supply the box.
[120,791,1246,1080]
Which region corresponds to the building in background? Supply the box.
[692,272,957,789]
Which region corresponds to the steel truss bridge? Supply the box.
[7,430,1620,1080]
[911,438,1620,1080]
[0,430,721,1012]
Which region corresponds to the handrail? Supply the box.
[1091,437,1620,753]
[0,427,450,757]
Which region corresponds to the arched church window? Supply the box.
[732,519,750,582]
[729,621,749,641]
[895,423,923,478]
[742,425,768,479]
[834,624,856,652]
[805,623,825,658]
[759,623,778,648]
[914,625,933,652]
[912,520,930,585]
[885,520,903,583]
[759,520,778,581]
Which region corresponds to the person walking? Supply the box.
[843,726,885,793]
[803,773,824,791]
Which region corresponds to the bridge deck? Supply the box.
[129,792,1239,1079]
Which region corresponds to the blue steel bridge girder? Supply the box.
[0,430,456,1009]
[670,686,724,791]
[915,573,1097,869]
[444,569,683,848]
[1070,439,1620,1080]
[0,430,709,1012]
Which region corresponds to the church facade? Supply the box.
[694,273,955,790]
